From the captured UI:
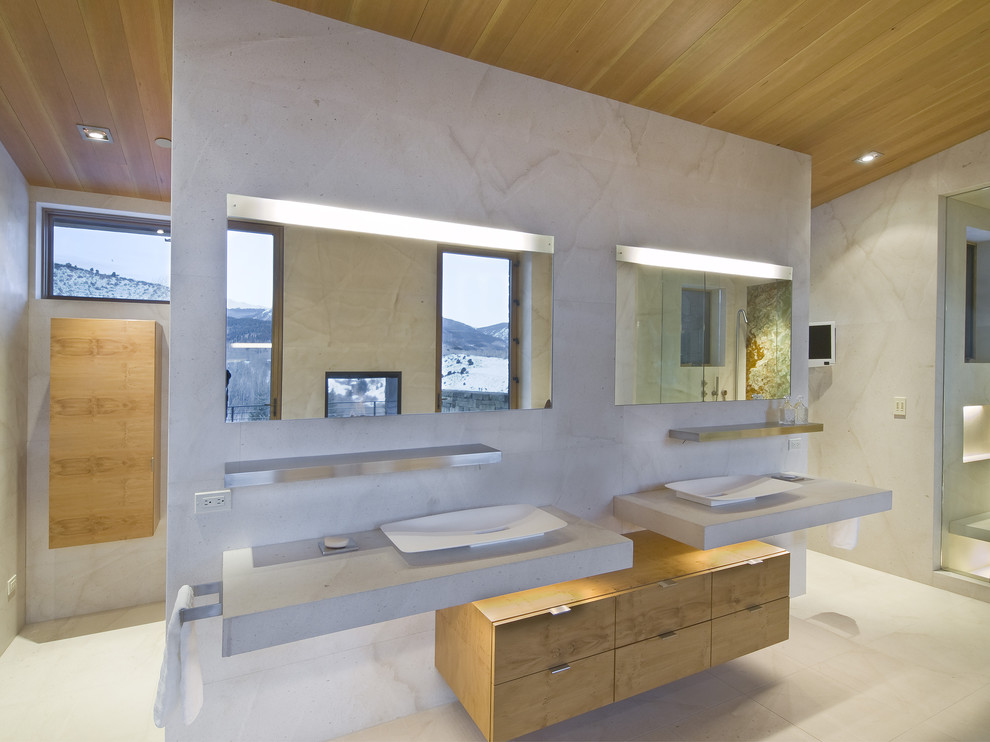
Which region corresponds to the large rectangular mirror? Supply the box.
[225,196,552,421]
[615,246,791,404]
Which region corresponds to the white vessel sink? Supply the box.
[380,504,568,553]
[667,475,801,506]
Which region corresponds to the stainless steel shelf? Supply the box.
[225,443,502,488]
[668,422,824,442]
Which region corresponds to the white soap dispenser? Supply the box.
[794,395,808,425]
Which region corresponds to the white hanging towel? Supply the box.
[154,585,204,727]
[827,517,860,550]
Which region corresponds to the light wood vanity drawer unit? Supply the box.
[494,598,614,683]
[493,651,613,741]
[614,573,711,646]
[712,596,790,665]
[711,552,790,617]
[435,531,789,742]
[614,620,711,701]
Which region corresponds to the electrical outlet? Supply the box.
[195,489,231,513]
[6,575,15,598]
[787,437,803,451]
[894,396,907,418]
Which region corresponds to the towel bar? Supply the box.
[179,581,222,624]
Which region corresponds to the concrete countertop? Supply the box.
[613,476,892,550]
[220,506,632,656]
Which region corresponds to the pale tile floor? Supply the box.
[0,601,165,742]
[1,553,989,742]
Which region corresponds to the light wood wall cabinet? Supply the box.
[49,318,162,548]
[435,531,789,742]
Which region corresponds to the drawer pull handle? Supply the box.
[747,559,764,565]
[549,664,571,674]
[659,631,678,640]
[547,605,571,616]
[747,605,764,612]
[657,579,678,589]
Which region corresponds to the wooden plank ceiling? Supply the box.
[0,0,172,202]
[2,1,989,206]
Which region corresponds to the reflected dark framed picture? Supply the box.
[325,371,401,417]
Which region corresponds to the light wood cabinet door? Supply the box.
[614,621,711,701]
[49,318,161,548]
[493,651,614,742]
[711,596,789,665]
[493,597,614,683]
[711,553,789,618]
[614,573,710,647]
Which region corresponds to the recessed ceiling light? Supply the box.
[154,137,172,149]
[76,124,113,143]
[855,151,883,164]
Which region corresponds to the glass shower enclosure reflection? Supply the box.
[941,186,990,581]
[615,246,792,404]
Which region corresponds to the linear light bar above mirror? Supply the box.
[616,245,792,280]
[228,195,553,253]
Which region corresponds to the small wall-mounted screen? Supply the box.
[809,322,835,366]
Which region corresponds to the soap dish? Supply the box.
[318,536,358,556]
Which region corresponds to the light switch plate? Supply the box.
[894,396,907,418]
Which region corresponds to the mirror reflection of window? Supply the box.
[680,287,725,367]
[226,222,283,421]
[439,250,515,412]
[326,372,401,417]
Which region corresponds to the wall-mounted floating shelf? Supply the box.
[224,443,501,488]
[668,421,824,443]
